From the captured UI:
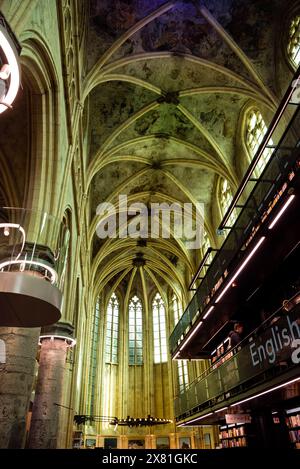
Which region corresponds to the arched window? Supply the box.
[178,361,189,393]
[220,179,237,226]
[246,109,273,176]
[105,293,119,364]
[152,293,167,363]
[202,230,210,253]
[128,295,143,365]
[287,16,300,68]
[172,293,183,325]
[171,294,189,391]
[90,299,100,414]
[202,229,213,266]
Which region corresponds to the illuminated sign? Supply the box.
[0,17,21,114]
[249,312,300,367]
[225,414,252,424]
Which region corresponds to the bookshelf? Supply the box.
[72,431,83,449]
[219,423,251,448]
[286,407,300,449]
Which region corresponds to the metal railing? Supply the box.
[170,69,300,355]
[0,207,69,290]
[174,302,300,420]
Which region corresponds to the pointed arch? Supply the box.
[19,31,60,214]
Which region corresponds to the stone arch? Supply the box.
[18,32,60,214]
[0,147,19,207]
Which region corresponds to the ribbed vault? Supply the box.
[85,0,282,302]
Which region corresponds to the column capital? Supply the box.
[39,321,76,347]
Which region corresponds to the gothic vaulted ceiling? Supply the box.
[84,0,283,300]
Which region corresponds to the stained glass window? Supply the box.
[288,16,300,68]
[153,293,167,364]
[129,295,143,365]
[172,293,183,325]
[220,179,237,226]
[246,109,273,176]
[105,293,119,364]
[178,361,189,393]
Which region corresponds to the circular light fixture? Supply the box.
[0,223,26,259]
[0,259,58,284]
[0,17,21,114]
[39,334,76,347]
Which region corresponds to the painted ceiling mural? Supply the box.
[84,0,287,302]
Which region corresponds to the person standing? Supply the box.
[228,322,244,349]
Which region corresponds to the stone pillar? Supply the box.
[0,327,40,448]
[28,322,75,449]
[119,435,128,448]
[145,434,156,449]
[169,432,177,449]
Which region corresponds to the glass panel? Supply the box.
[220,179,237,226]
[152,293,167,364]
[246,109,274,177]
[105,293,119,363]
[128,296,143,364]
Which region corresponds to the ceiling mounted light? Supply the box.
[268,194,295,229]
[230,376,300,407]
[203,305,214,319]
[175,236,265,356]
[178,412,214,426]
[215,236,265,303]
[179,321,203,351]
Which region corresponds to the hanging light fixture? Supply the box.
[113,415,173,427]
[0,14,21,114]
[74,414,173,427]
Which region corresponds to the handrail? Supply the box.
[170,68,300,356]
[188,247,217,290]
[176,291,300,398]
[219,64,300,231]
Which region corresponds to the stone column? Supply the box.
[119,435,128,449]
[28,322,75,449]
[145,434,156,449]
[169,432,177,449]
[0,327,40,448]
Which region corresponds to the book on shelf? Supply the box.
[221,437,247,448]
[289,429,300,442]
[285,408,300,447]
[286,414,300,428]
[219,423,249,448]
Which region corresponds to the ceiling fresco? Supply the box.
[85,0,284,300]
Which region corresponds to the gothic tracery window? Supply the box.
[172,293,183,325]
[90,299,100,414]
[178,361,189,393]
[172,295,189,391]
[128,295,143,365]
[105,293,119,364]
[153,293,167,364]
[220,179,237,226]
[287,15,300,68]
[202,229,213,265]
[246,109,273,176]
